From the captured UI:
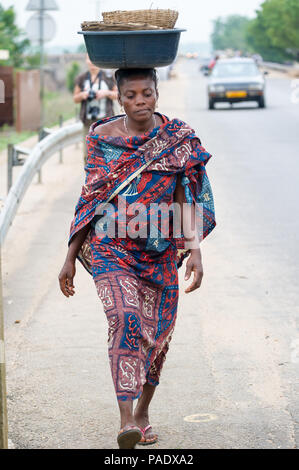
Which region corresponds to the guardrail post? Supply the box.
[0,248,8,449]
[37,170,42,184]
[7,145,13,195]
[59,115,63,164]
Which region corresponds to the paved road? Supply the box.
[2,59,298,449]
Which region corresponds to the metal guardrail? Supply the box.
[7,117,69,194]
[262,61,294,72]
[7,128,53,193]
[0,121,83,247]
[0,120,83,448]
[7,144,30,194]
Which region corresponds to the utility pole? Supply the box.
[26,0,58,137]
[39,0,45,135]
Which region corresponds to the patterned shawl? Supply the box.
[68,114,216,274]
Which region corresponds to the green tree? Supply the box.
[24,51,41,69]
[0,4,30,67]
[211,17,226,51]
[246,8,291,62]
[66,61,80,93]
[211,15,251,52]
[261,0,299,57]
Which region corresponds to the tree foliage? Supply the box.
[211,15,250,52]
[245,7,293,62]
[0,4,30,67]
[256,0,299,57]
[24,51,42,69]
[211,0,299,62]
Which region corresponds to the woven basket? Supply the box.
[102,9,178,29]
[81,21,163,31]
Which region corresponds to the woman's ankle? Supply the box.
[134,407,149,421]
[120,419,137,429]
[118,399,135,429]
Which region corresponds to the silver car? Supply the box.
[207,58,267,109]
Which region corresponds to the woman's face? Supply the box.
[118,76,158,122]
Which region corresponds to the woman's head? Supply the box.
[115,68,158,93]
[115,68,159,122]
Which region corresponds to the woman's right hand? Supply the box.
[58,260,76,297]
[80,91,89,101]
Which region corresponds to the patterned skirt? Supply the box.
[89,226,179,401]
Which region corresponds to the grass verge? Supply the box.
[0,90,79,152]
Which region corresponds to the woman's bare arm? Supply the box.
[174,175,203,293]
[58,222,91,297]
[73,84,89,104]
[66,223,91,262]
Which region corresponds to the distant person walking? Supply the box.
[73,54,118,165]
[208,54,220,73]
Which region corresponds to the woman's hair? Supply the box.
[114,68,158,93]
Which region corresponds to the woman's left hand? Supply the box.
[184,249,203,293]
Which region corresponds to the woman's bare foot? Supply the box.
[134,410,158,444]
[133,382,158,444]
[117,424,142,449]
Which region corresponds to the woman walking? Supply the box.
[58,68,216,449]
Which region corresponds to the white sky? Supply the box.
[2,0,264,45]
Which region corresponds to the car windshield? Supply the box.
[212,62,259,78]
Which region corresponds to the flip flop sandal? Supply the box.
[137,424,158,445]
[117,426,142,449]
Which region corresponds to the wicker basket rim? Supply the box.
[81,21,165,31]
[102,9,178,15]
[102,9,178,26]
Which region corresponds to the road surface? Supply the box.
[2,59,298,449]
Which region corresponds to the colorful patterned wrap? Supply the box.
[68,113,216,400]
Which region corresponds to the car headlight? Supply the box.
[209,85,225,92]
[248,83,264,90]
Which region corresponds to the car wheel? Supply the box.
[258,96,266,108]
[208,98,215,110]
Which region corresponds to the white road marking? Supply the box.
[184,413,217,423]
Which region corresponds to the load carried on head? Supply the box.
[79,9,185,69]
[81,9,179,31]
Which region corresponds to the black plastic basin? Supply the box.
[78,29,186,69]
